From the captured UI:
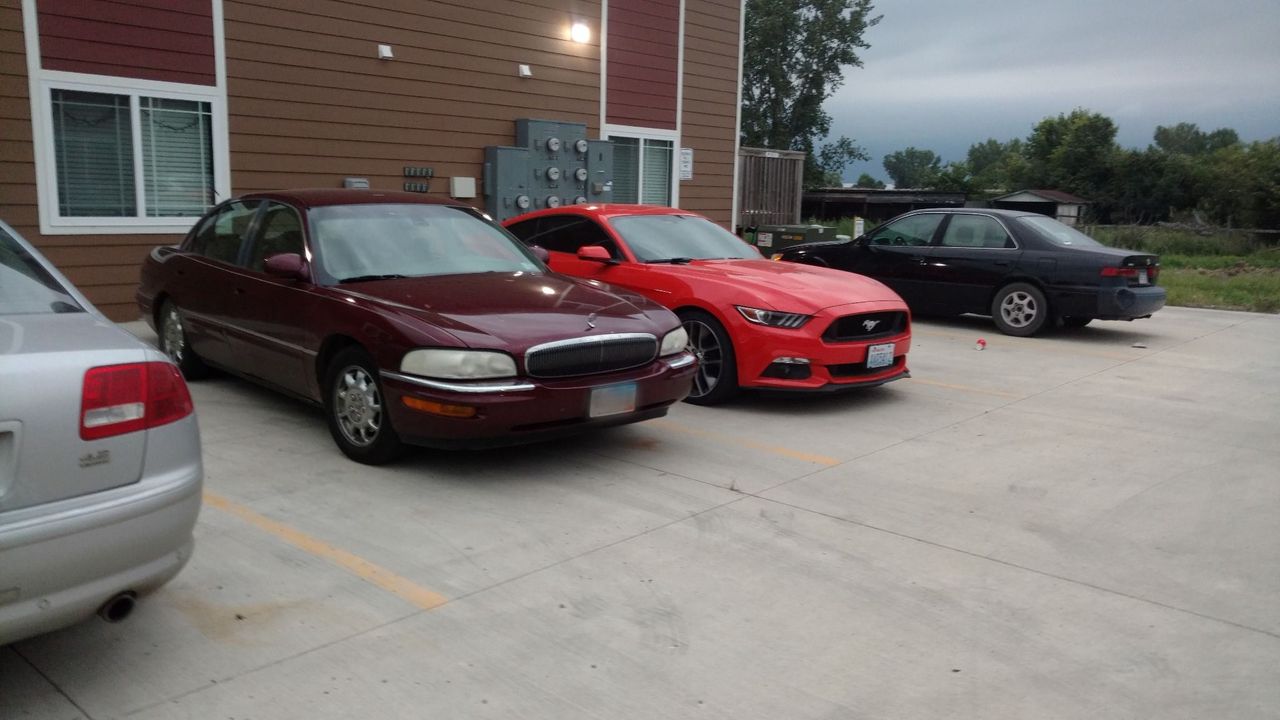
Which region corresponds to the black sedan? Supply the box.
[775,209,1166,336]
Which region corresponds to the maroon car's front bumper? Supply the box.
[379,353,696,449]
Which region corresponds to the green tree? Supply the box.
[854,172,885,188]
[742,0,881,186]
[815,136,870,187]
[882,147,940,188]
[1153,123,1241,155]
[932,162,974,193]
[966,137,1024,192]
[1025,109,1119,201]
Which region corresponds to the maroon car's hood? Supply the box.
[332,272,672,351]
[659,259,904,312]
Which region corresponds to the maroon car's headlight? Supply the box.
[735,306,811,329]
[660,328,689,356]
[400,349,518,380]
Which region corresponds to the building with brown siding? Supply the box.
[1,0,744,320]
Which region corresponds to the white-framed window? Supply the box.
[605,125,679,206]
[34,77,228,234]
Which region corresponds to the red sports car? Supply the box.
[504,205,911,404]
[137,190,696,464]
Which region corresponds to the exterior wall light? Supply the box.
[570,22,591,43]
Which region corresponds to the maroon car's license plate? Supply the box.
[590,383,637,418]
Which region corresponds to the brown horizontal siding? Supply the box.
[226,0,601,197]
[37,0,215,85]
[606,0,677,129]
[678,0,739,228]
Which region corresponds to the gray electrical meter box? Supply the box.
[485,118,613,221]
[483,146,532,221]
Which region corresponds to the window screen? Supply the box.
[51,90,136,217]
[141,97,214,217]
[612,137,640,203]
[641,139,673,205]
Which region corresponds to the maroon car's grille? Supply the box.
[823,311,907,342]
[525,335,658,378]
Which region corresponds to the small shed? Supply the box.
[992,190,1089,226]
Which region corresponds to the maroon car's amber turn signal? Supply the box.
[402,396,478,418]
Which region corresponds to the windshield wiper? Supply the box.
[338,274,408,284]
[646,257,694,264]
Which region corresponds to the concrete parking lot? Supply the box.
[3,306,1278,719]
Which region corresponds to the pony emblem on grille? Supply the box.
[862,319,880,332]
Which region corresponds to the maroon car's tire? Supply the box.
[678,309,739,406]
[991,283,1049,337]
[324,347,405,465]
[158,299,210,379]
[1061,316,1093,329]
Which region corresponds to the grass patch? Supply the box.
[1160,267,1280,313]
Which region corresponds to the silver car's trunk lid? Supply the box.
[0,314,148,512]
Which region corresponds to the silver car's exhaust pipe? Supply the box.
[97,591,137,623]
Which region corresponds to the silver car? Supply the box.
[0,220,202,646]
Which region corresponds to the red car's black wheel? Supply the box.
[679,309,738,406]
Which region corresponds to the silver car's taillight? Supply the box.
[80,362,194,440]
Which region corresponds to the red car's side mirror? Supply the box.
[577,245,614,263]
[264,253,309,281]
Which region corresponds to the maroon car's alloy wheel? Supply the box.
[333,364,383,447]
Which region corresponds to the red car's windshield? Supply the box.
[611,215,760,263]
[311,204,545,283]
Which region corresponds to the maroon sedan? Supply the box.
[137,190,695,464]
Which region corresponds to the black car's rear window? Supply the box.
[0,227,82,315]
[1015,216,1104,248]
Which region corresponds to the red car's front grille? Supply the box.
[822,311,908,342]
[525,334,658,378]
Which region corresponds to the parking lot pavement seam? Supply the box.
[8,646,96,720]
[202,492,448,611]
[751,494,1280,641]
[651,419,842,467]
[121,493,759,719]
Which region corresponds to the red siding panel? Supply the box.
[606,0,677,129]
[38,0,215,86]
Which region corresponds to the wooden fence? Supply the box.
[737,147,805,229]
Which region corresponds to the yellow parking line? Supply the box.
[203,492,448,611]
[652,419,841,466]
[906,377,1022,398]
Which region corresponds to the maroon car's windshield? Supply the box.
[310,204,545,283]
[612,215,760,263]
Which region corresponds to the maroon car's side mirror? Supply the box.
[264,253,310,281]
[530,245,551,263]
[577,245,614,263]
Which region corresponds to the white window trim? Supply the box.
[23,0,230,235]
[604,124,681,207]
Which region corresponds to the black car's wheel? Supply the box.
[991,283,1049,337]
[1061,316,1093,329]
[158,299,210,379]
[324,347,405,465]
[679,309,738,406]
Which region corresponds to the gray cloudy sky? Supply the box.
[828,0,1280,182]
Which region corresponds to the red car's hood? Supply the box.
[658,259,904,312]
[332,272,673,352]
